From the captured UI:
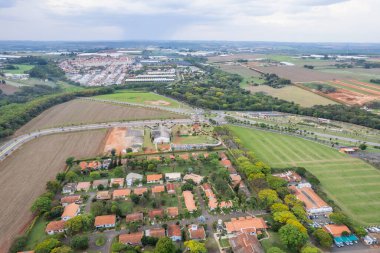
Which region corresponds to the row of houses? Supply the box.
[201,183,233,210]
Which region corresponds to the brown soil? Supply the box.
[0,130,106,252]
[0,84,19,95]
[15,99,185,135]
[348,80,380,91]
[103,127,128,154]
[332,80,380,96]
[145,100,171,106]
[326,89,376,106]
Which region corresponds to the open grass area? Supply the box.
[25,216,48,250]
[261,231,290,253]
[246,85,336,107]
[3,64,34,74]
[94,90,187,108]
[173,135,218,145]
[228,126,380,225]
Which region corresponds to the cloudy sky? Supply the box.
[0,0,378,42]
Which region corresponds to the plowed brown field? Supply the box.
[16,99,185,135]
[0,130,106,252]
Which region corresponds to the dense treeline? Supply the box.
[364,62,380,69]
[370,79,380,84]
[262,73,292,88]
[0,84,60,106]
[28,64,65,80]
[154,61,379,129]
[7,56,48,65]
[0,87,114,138]
[304,83,336,94]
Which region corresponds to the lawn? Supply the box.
[261,231,291,253]
[173,135,218,145]
[3,64,34,74]
[228,125,380,225]
[25,216,48,250]
[94,90,188,108]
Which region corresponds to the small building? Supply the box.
[147,174,163,184]
[62,183,77,194]
[165,172,181,182]
[149,209,164,219]
[45,220,66,235]
[166,183,176,194]
[168,224,182,241]
[225,216,268,235]
[180,154,189,160]
[79,160,102,173]
[61,203,80,221]
[339,147,359,154]
[126,173,143,187]
[110,178,124,188]
[167,207,179,218]
[113,188,131,200]
[61,195,81,207]
[133,187,148,196]
[323,224,351,238]
[183,190,197,213]
[95,215,116,229]
[188,224,206,240]
[229,232,264,253]
[76,182,91,192]
[96,191,112,200]
[119,232,143,245]
[152,185,165,194]
[221,159,232,168]
[152,125,171,144]
[92,179,109,190]
[230,174,242,187]
[126,212,144,223]
[273,171,302,183]
[219,152,228,160]
[145,228,166,238]
[183,173,204,185]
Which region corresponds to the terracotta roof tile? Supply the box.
[119,232,143,245]
[168,224,181,237]
[147,174,163,182]
[126,212,143,222]
[95,215,116,227]
[45,220,65,233]
[167,207,179,217]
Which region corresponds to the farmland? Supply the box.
[0,130,106,252]
[3,64,34,74]
[228,125,380,225]
[0,83,19,94]
[94,90,188,108]
[15,99,186,135]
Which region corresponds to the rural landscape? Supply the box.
[1,1,380,253]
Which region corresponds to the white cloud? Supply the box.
[0,0,378,42]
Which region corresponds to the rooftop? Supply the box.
[119,232,143,245]
[324,224,351,237]
[225,217,268,234]
[45,220,65,232]
[61,203,79,219]
[147,174,163,182]
[183,190,197,212]
[95,215,116,226]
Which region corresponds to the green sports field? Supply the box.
[94,90,187,108]
[229,125,380,225]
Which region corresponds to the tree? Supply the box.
[113,167,124,177]
[31,196,52,214]
[270,203,289,213]
[141,235,159,246]
[279,224,308,251]
[273,211,296,224]
[9,236,28,253]
[313,229,333,248]
[267,247,285,253]
[131,194,140,204]
[46,180,61,193]
[359,143,367,150]
[71,235,89,250]
[258,189,280,208]
[56,172,66,182]
[181,183,194,192]
[90,201,106,216]
[111,242,127,252]
[329,212,351,226]
[90,171,101,180]
[353,226,367,238]
[301,246,320,253]
[51,246,73,253]
[154,237,176,253]
[65,171,78,182]
[184,240,207,253]
[34,238,61,253]
[65,214,93,234]
[45,206,64,220]
[65,157,75,167]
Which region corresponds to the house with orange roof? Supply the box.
[45,220,66,235]
[166,183,176,194]
[113,189,131,200]
[220,200,233,209]
[79,160,102,172]
[147,174,163,184]
[229,232,264,253]
[188,224,206,240]
[225,216,268,235]
[168,224,182,241]
[145,228,166,238]
[76,182,91,192]
[61,195,81,207]
[289,184,333,215]
[183,173,204,185]
[180,154,189,160]
[273,171,302,183]
[230,174,242,187]
[152,185,165,194]
[183,190,197,213]
[61,203,80,221]
[96,191,111,200]
[323,224,351,238]
[221,159,232,168]
[110,178,124,188]
[219,152,228,160]
[95,215,116,229]
[133,187,148,196]
[126,212,144,223]
[119,232,143,245]
[149,209,164,219]
[167,207,179,218]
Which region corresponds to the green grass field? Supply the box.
[3,64,34,74]
[94,90,187,108]
[229,126,380,225]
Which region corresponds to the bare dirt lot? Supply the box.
[16,99,185,135]
[0,130,106,252]
[327,89,376,106]
[103,127,128,154]
[0,83,19,95]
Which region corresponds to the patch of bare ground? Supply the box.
[0,130,106,252]
[0,83,19,95]
[16,99,186,135]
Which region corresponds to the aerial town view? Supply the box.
[0,1,380,253]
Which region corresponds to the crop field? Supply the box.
[214,62,264,88]
[0,83,19,94]
[94,90,187,108]
[16,99,186,135]
[3,64,34,74]
[246,85,336,107]
[0,130,106,252]
[319,67,380,82]
[207,54,263,63]
[229,126,380,225]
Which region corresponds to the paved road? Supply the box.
[0,118,194,161]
